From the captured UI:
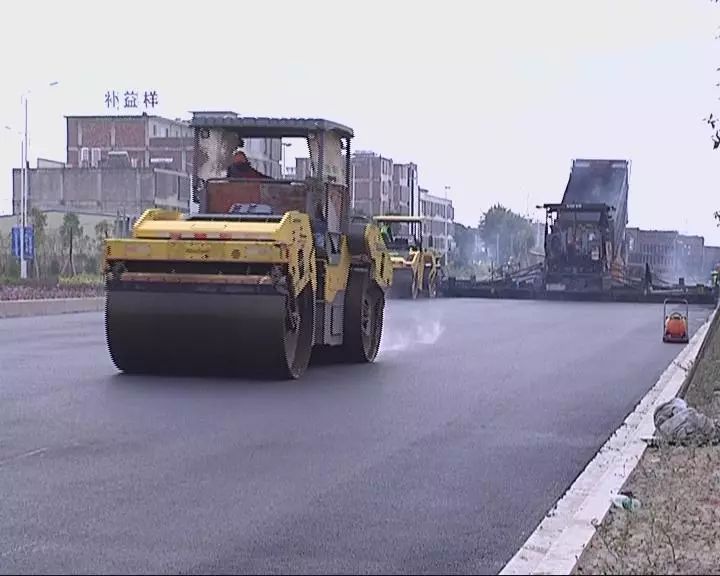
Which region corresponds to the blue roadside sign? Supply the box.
[11,226,34,260]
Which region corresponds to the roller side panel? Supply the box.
[347,218,392,294]
[313,289,345,347]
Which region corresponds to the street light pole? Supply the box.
[282,142,291,178]
[18,81,59,279]
[444,185,451,266]
[20,95,28,279]
[19,137,25,269]
[351,163,356,210]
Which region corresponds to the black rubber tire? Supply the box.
[410,271,419,300]
[427,272,438,298]
[341,267,385,363]
[389,268,417,300]
[278,284,315,379]
[422,264,438,299]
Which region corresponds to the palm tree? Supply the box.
[60,212,83,276]
[30,207,47,278]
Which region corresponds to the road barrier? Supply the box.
[0,297,106,319]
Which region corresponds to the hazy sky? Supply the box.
[1,0,719,242]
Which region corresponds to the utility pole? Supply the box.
[410,167,415,217]
[444,185,451,266]
[282,142,291,178]
[18,81,59,279]
[20,95,28,279]
[525,192,530,219]
[351,163,356,210]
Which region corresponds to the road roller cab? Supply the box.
[663,298,689,344]
[373,215,442,299]
[103,112,393,379]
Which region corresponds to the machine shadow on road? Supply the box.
[105,358,390,391]
[105,301,449,390]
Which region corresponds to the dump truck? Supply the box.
[442,157,718,305]
[102,112,393,379]
[543,159,630,294]
[373,215,443,299]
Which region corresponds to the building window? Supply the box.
[91,147,101,168]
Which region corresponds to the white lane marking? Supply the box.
[0,447,49,467]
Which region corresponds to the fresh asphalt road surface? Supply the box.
[0,299,712,575]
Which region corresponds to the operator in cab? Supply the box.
[226,148,270,179]
[380,223,393,246]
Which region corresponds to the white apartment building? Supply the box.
[391,163,419,216]
[419,188,455,262]
[350,151,393,217]
[243,137,283,179]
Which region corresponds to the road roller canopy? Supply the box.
[191,111,353,189]
[190,112,355,233]
[190,112,354,139]
[374,215,423,252]
[373,215,424,223]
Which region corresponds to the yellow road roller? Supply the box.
[103,112,393,379]
[373,215,442,299]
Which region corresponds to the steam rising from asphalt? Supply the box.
[380,315,445,354]
[672,251,705,286]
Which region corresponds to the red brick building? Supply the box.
[65,113,193,174]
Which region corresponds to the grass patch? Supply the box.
[0,275,105,300]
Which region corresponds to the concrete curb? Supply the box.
[0,297,106,319]
[499,305,719,576]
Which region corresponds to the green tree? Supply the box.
[479,204,535,267]
[707,1,720,224]
[94,220,112,268]
[707,1,720,143]
[60,212,83,276]
[0,231,18,278]
[30,207,47,278]
[450,222,478,267]
[95,220,111,243]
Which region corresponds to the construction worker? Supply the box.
[314,200,327,255]
[380,223,393,246]
[226,148,270,179]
